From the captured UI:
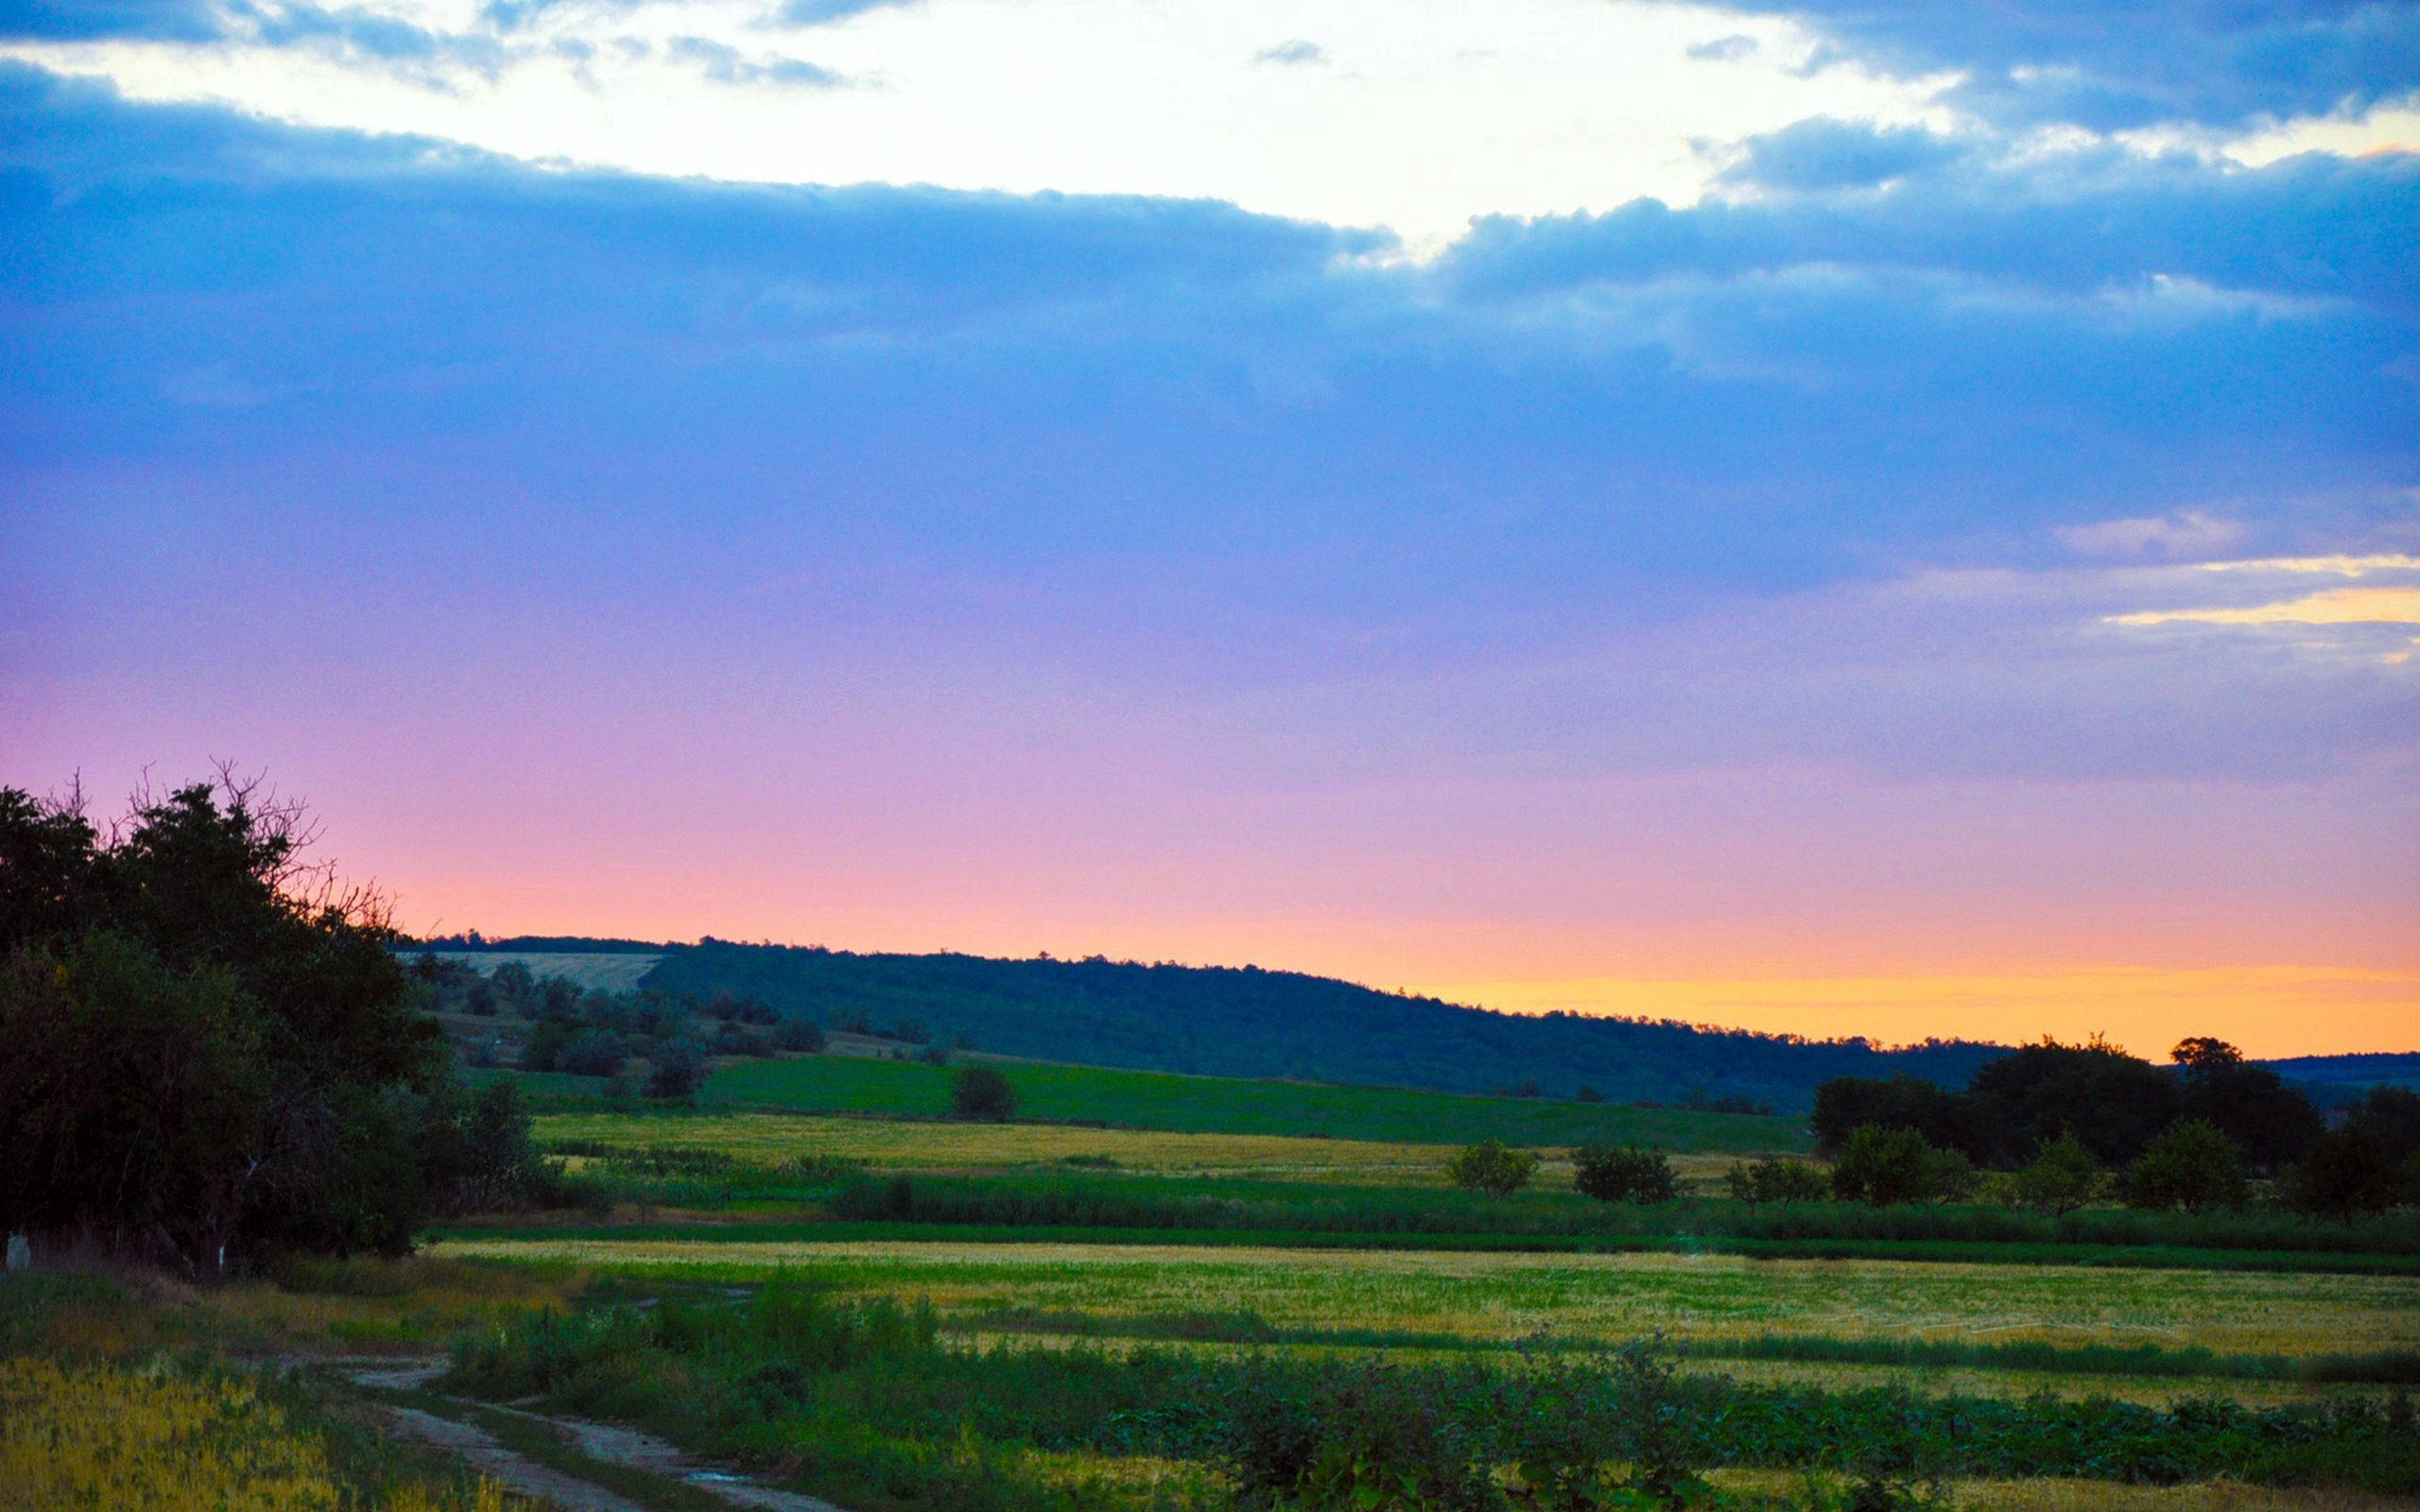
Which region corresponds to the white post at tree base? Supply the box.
[5,1235,28,1272]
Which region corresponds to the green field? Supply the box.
[703,1053,1810,1151]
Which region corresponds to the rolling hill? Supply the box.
[415,936,2011,1109]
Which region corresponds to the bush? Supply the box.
[1830,1125,1974,1206]
[770,1017,826,1053]
[2124,1120,2248,1213]
[2007,1130,2102,1214]
[1573,1144,1679,1204]
[1216,1359,1501,1512]
[2284,1125,2406,1220]
[554,1030,632,1078]
[1726,1157,1831,1205]
[644,1040,707,1100]
[951,1065,1017,1122]
[1443,1140,1539,1197]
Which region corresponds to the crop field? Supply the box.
[413,950,664,991]
[429,1237,2420,1364]
[703,1053,1810,1150]
[532,1109,1754,1189]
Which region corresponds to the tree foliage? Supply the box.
[1443,1140,1539,1197]
[2122,1120,2248,1214]
[2282,1125,2408,1221]
[1571,1144,1679,1204]
[1723,1157,1830,1205]
[0,775,535,1269]
[1814,1036,2322,1174]
[1829,1125,1976,1206]
[2005,1129,2102,1214]
[951,1065,1018,1122]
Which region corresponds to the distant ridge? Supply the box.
[409,937,2411,1112]
[412,935,2004,1109]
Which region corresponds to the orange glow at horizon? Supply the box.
[1408,966,2420,1060]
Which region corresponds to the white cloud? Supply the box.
[0,0,1949,242]
[2056,509,2244,559]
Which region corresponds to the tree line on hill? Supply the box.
[414,954,826,1093]
[1811,1036,2420,1218]
[545,937,2012,1109]
[0,777,561,1272]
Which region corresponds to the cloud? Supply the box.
[1685,34,1757,62]
[2058,510,2248,559]
[1718,118,1972,191]
[666,36,842,88]
[1443,144,2420,318]
[1253,40,1326,67]
[2201,552,2420,575]
[2110,585,2420,626]
[1687,0,2420,131]
[2,61,2414,797]
[239,3,507,75]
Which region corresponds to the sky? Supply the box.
[2,0,2417,1057]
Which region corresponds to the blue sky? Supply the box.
[2,0,2415,1053]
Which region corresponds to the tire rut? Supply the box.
[268,1354,850,1512]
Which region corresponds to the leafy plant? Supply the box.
[1445,1141,1541,1197]
[2124,1120,2248,1213]
[1573,1145,1678,1204]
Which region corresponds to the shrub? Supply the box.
[770,1018,826,1053]
[1726,1157,1830,1205]
[951,1065,1017,1122]
[554,1030,632,1078]
[1573,1144,1679,1204]
[1216,1359,1500,1512]
[2007,1130,2102,1214]
[1444,1140,1539,1196]
[2284,1125,2406,1220]
[643,1040,707,1100]
[1830,1125,1972,1206]
[2124,1120,2248,1213]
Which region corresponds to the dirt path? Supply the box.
[265,1355,850,1512]
[375,1401,656,1512]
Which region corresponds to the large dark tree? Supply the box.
[2169,1038,2322,1170]
[1964,1037,2180,1165]
[1810,1074,1985,1160]
[0,774,460,1269]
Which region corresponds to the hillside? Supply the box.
[704,1052,1811,1149]
[418,936,2010,1108]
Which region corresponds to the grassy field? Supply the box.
[413,950,663,991]
[703,1054,1810,1150]
[533,1108,1767,1188]
[430,1238,2420,1361]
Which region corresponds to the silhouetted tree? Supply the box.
[0,774,446,1268]
[2123,1120,2247,1213]
[2170,1038,2321,1169]
[1830,1125,1975,1206]
[951,1065,1017,1122]
[2006,1129,2102,1214]
[1811,1074,1982,1159]
[2283,1125,2405,1221]
[1966,1037,2178,1166]
[1573,1144,1678,1203]
[645,1040,707,1099]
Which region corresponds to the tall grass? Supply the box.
[0,1354,516,1511]
[450,1287,2420,1500]
[819,1172,2420,1262]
